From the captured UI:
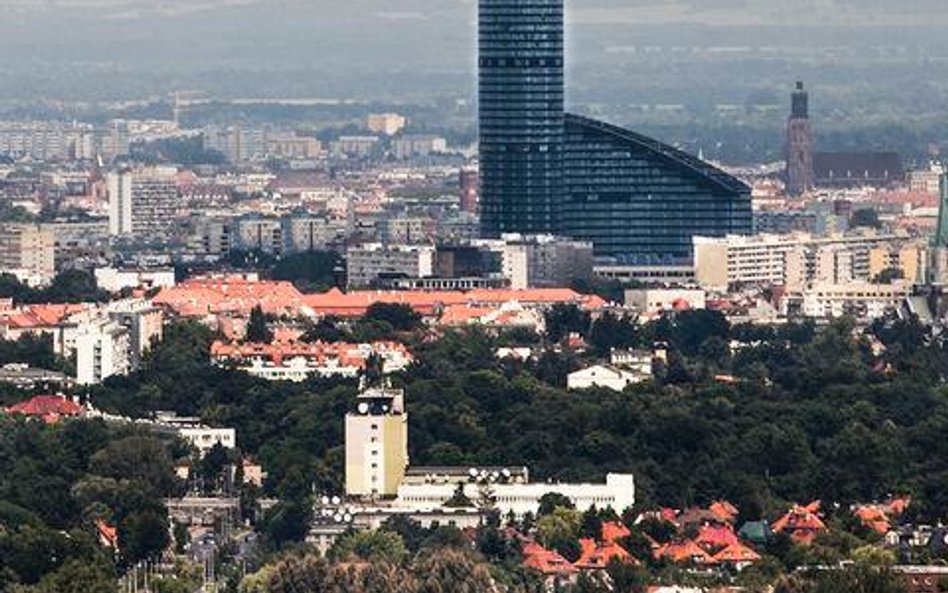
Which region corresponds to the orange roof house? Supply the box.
[575,538,637,570]
[853,498,910,534]
[694,524,740,551]
[655,539,716,565]
[522,541,579,577]
[709,501,740,524]
[772,502,827,545]
[6,395,85,424]
[602,521,632,544]
[713,542,761,567]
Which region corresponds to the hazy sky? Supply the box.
[2,0,948,25]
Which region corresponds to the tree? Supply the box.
[245,305,273,344]
[415,548,495,593]
[580,506,604,540]
[118,510,171,566]
[328,530,409,564]
[363,303,422,332]
[589,312,640,355]
[23,558,116,593]
[538,493,575,516]
[544,304,590,342]
[269,251,344,292]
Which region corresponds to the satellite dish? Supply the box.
[357,402,369,414]
[333,513,343,523]
[468,468,478,478]
[344,513,352,523]
[321,496,330,505]
[331,496,341,505]
[502,469,511,478]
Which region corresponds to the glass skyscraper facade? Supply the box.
[561,115,752,260]
[478,0,564,238]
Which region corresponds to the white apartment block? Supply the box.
[0,223,55,286]
[392,135,447,160]
[107,167,179,242]
[794,281,914,319]
[396,473,635,518]
[75,319,131,385]
[0,121,95,161]
[694,231,926,292]
[346,244,436,288]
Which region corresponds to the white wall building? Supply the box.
[625,288,707,315]
[396,473,635,518]
[346,244,436,288]
[567,365,647,392]
[178,427,237,455]
[75,319,131,385]
[95,267,176,293]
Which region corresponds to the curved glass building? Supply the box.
[478,0,564,238]
[561,114,752,260]
[477,1,751,260]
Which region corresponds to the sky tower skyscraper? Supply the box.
[478,0,565,237]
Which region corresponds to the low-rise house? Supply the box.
[713,542,761,571]
[772,501,826,545]
[567,364,648,391]
[5,394,85,424]
[655,539,716,565]
[575,538,637,570]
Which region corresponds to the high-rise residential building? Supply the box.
[459,168,479,214]
[0,223,56,286]
[107,171,133,236]
[107,167,178,243]
[786,81,814,197]
[479,0,564,237]
[235,216,284,255]
[345,385,408,498]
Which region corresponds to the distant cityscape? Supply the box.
[3,2,948,593]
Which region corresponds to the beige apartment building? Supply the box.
[0,223,55,286]
[345,386,409,499]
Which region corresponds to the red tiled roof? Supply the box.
[154,277,305,317]
[522,541,579,576]
[6,395,85,424]
[713,542,761,564]
[772,502,827,545]
[655,539,716,565]
[709,501,739,524]
[602,521,632,544]
[575,538,636,570]
[694,524,740,551]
